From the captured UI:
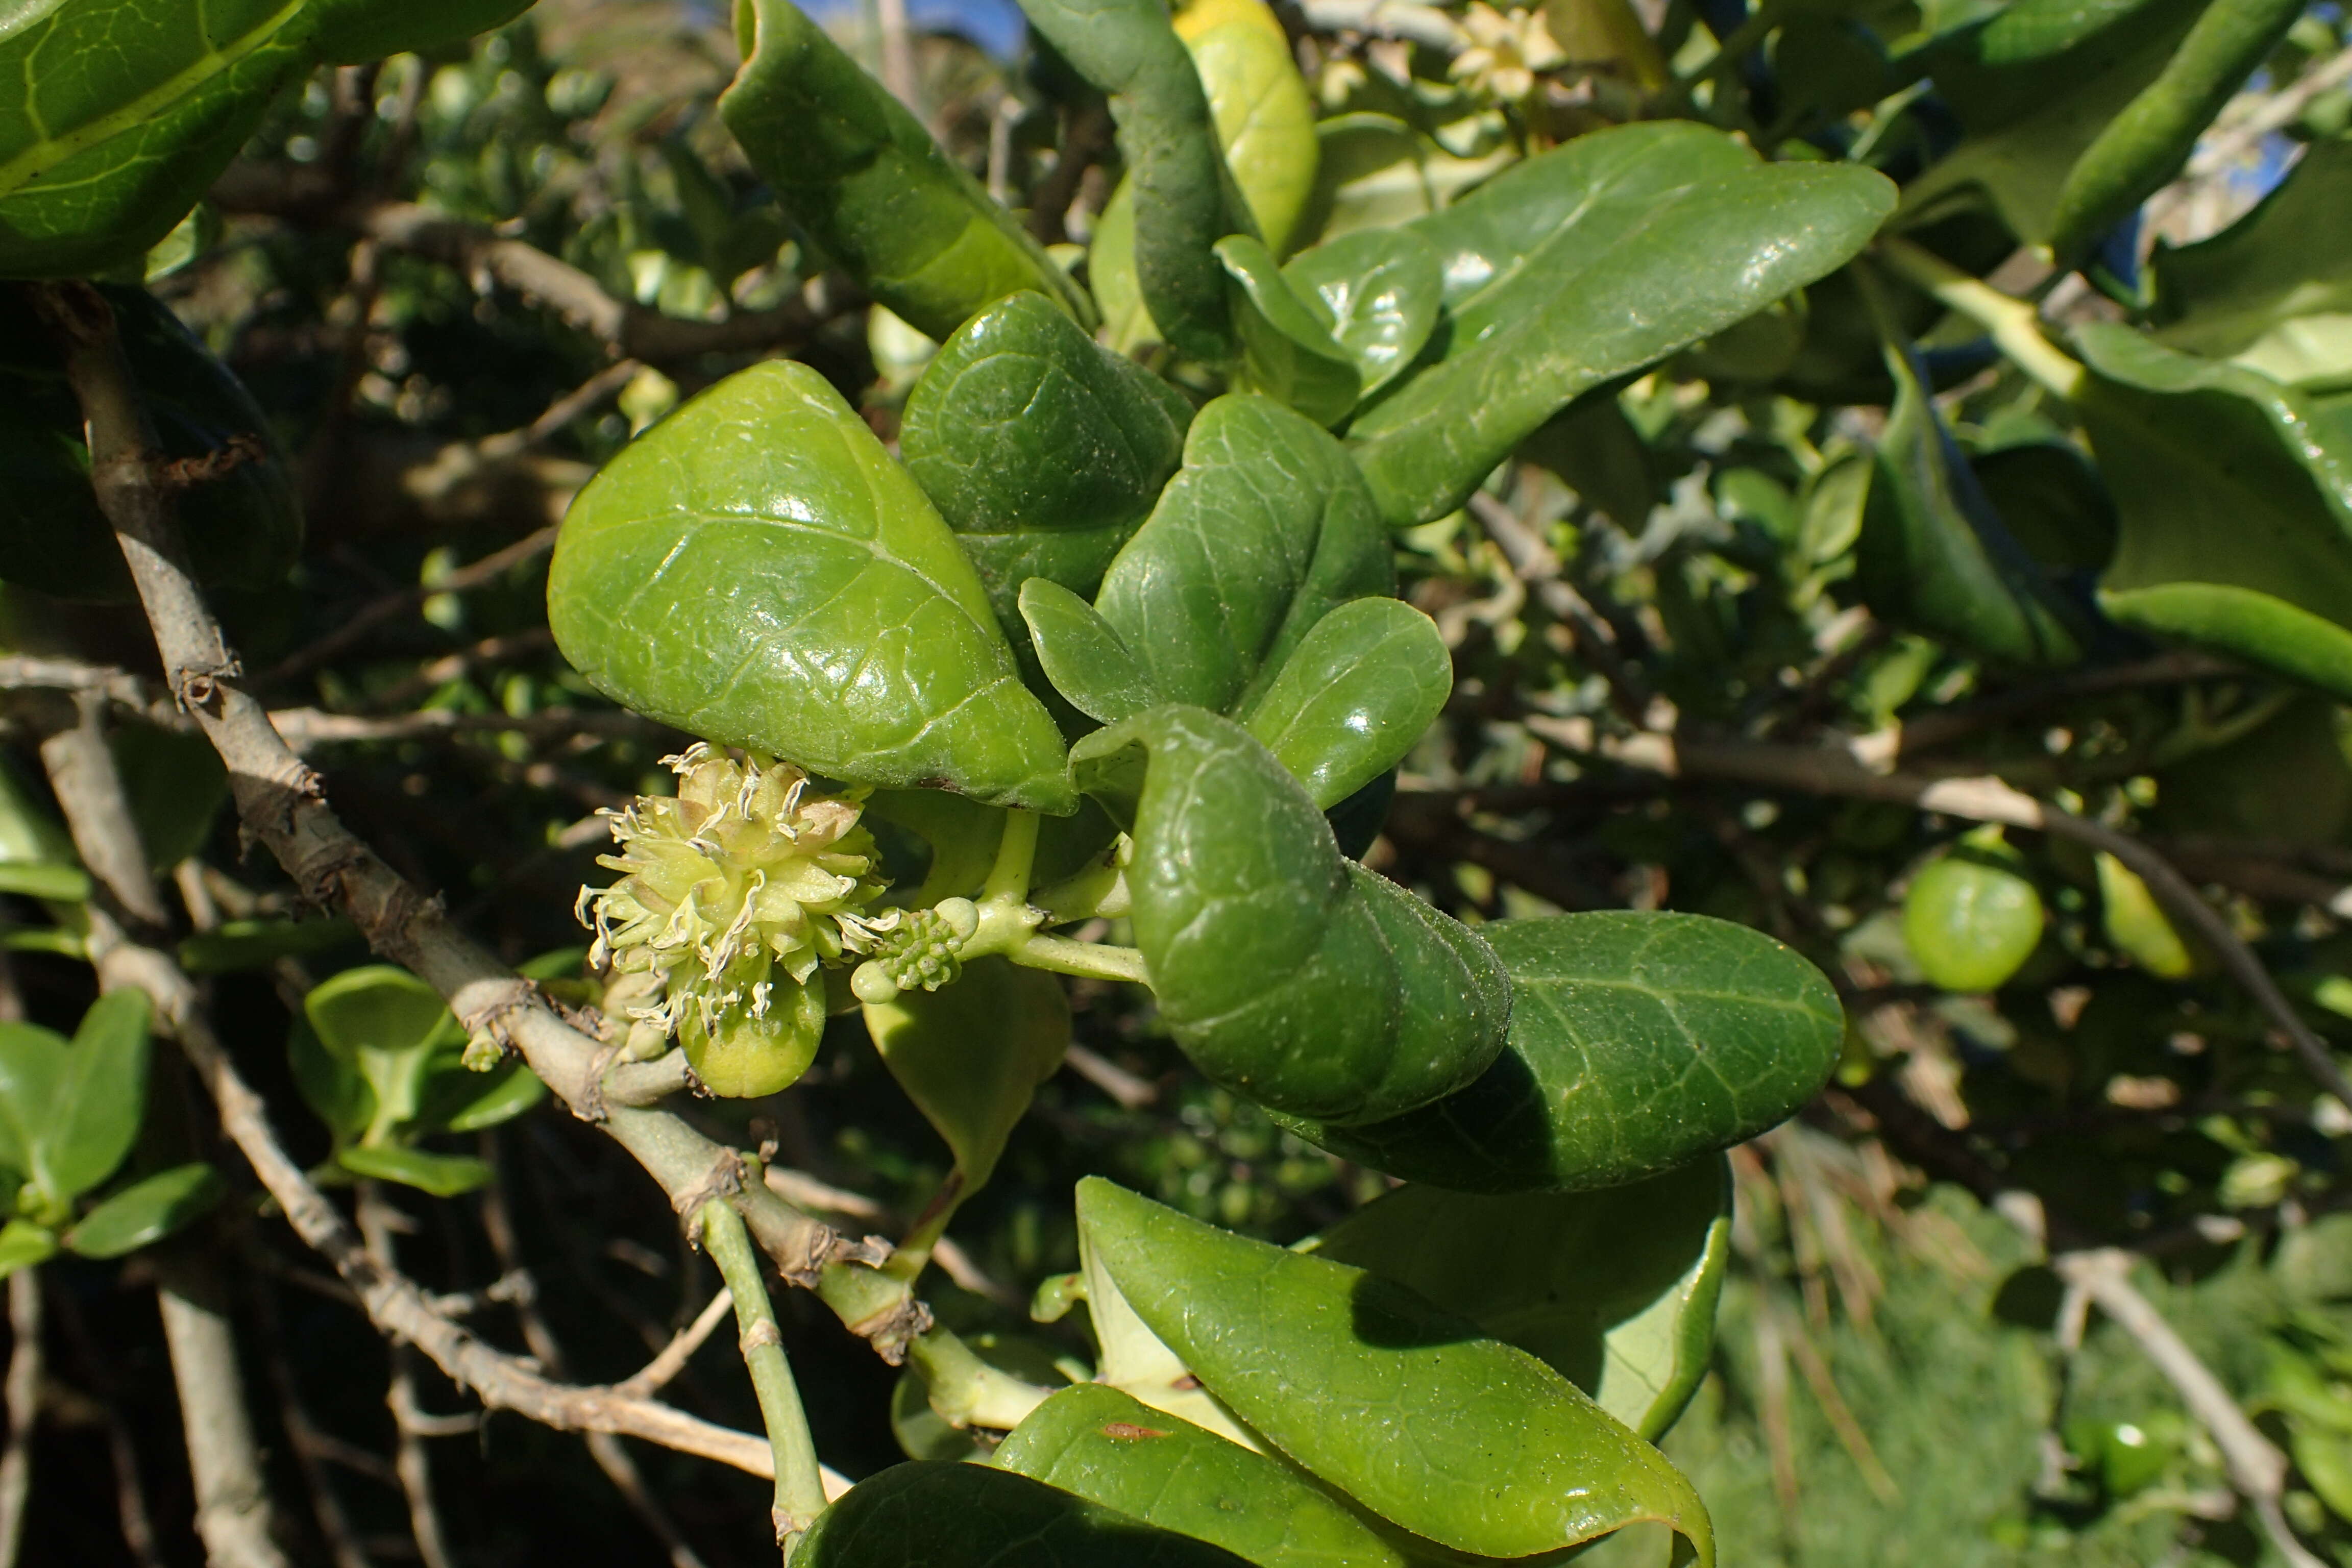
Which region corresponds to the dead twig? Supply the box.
[0,1272,40,1568]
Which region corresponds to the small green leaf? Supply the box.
[41,990,150,1203]
[1216,235,1361,428]
[2152,141,2352,387]
[0,1022,64,1198]
[0,1218,55,1278]
[1095,395,1393,719]
[548,359,1075,811]
[305,965,458,1140]
[310,0,534,64]
[1281,229,1442,401]
[799,1460,1255,1566]
[287,1018,374,1143]
[901,290,1191,638]
[1352,122,1894,525]
[1310,1156,1731,1441]
[1076,1179,1715,1564]
[1015,0,1252,360]
[862,957,1069,1199]
[1020,579,1160,725]
[1277,912,1845,1192]
[418,1056,546,1136]
[0,864,88,902]
[1077,705,1507,1124]
[996,1385,1413,1568]
[111,720,226,871]
[2079,325,2352,698]
[336,1144,493,1197]
[1854,336,2089,666]
[1239,597,1451,810]
[0,286,303,602]
[1292,113,1513,248]
[63,1162,222,1258]
[0,0,318,276]
[720,0,1091,341]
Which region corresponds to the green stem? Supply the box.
[983,809,1040,904]
[908,1329,1054,1432]
[1874,237,2088,402]
[1008,932,1150,985]
[700,1200,828,1555]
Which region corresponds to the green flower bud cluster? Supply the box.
[579,744,894,1096]
[850,897,979,1005]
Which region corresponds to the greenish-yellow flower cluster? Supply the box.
[580,744,894,1096]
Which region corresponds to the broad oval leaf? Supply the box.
[863,955,1069,1199]
[2151,141,2352,387]
[1854,337,2089,667]
[0,0,317,276]
[1240,597,1451,810]
[0,1219,55,1279]
[548,359,1075,811]
[1076,1178,1716,1564]
[337,1144,494,1197]
[0,286,302,603]
[63,1161,223,1259]
[1903,832,2046,993]
[1173,0,1317,256]
[1071,1206,1261,1448]
[1351,123,1895,525]
[1292,113,1513,248]
[0,1022,64,1194]
[1095,394,1393,718]
[799,1460,1254,1566]
[1281,229,1442,402]
[996,1385,1412,1568]
[1277,912,1844,1192]
[1078,705,1507,1124]
[311,0,533,63]
[2079,325,2352,699]
[1017,0,1250,360]
[418,1052,546,1136]
[42,989,151,1204]
[901,290,1191,634]
[1309,1155,1731,1440]
[721,0,1091,340]
[1216,236,1360,428]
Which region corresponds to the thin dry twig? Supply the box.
[0,1272,40,1568]
[153,1256,297,1568]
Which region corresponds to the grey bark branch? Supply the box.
[0,1271,40,1568]
[152,1256,296,1568]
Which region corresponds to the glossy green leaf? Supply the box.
[892,1334,1072,1461]
[1020,579,1160,724]
[2078,325,2352,698]
[311,0,533,63]
[720,0,1090,342]
[1216,235,1361,428]
[0,0,317,276]
[287,1018,374,1145]
[1016,0,1252,360]
[417,1052,546,1136]
[1087,178,1157,354]
[305,964,458,1145]
[1903,829,2046,993]
[1970,440,2118,573]
[2152,140,2352,387]
[901,290,1191,636]
[1292,114,1513,248]
[41,989,150,1204]
[1076,705,1507,1124]
[1310,1156,1731,1441]
[63,1162,222,1258]
[548,360,1075,811]
[1095,394,1393,718]
[863,957,1069,1198]
[1276,912,1845,1193]
[336,1144,494,1197]
[1172,0,1317,256]
[1281,229,1442,402]
[2044,0,2304,259]
[1353,124,1895,525]
[1854,339,2088,666]
[1071,1205,1262,1447]
[0,1023,62,1192]
[1899,0,2204,246]
[1076,1179,1715,1564]
[996,1385,1412,1568]
[0,1219,55,1278]
[0,286,302,603]
[2096,851,2200,980]
[1239,597,1451,810]
[799,1460,1255,1566]
[0,760,83,904]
